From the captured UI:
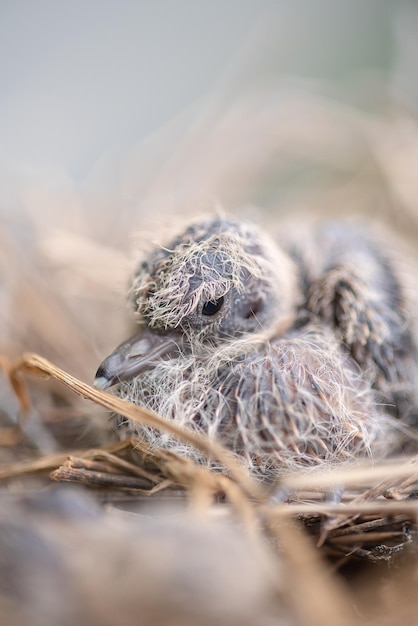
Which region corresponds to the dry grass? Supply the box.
[1,351,418,625]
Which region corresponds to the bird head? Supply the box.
[95,218,298,390]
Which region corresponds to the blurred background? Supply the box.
[1,0,418,380]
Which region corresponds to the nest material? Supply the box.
[1,354,418,626]
[1,353,418,560]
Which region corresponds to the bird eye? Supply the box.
[201,296,224,316]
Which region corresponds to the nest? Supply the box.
[0,352,418,626]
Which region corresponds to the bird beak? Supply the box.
[94,328,182,390]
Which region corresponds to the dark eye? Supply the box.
[202,296,224,316]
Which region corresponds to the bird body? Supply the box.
[95,218,418,478]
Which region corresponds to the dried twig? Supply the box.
[4,352,263,500]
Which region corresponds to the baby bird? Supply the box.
[95,218,418,477]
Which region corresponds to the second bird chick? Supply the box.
[95,218,418,478]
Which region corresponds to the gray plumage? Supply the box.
[95,218,418,477]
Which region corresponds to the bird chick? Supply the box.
[95,218,418,477]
